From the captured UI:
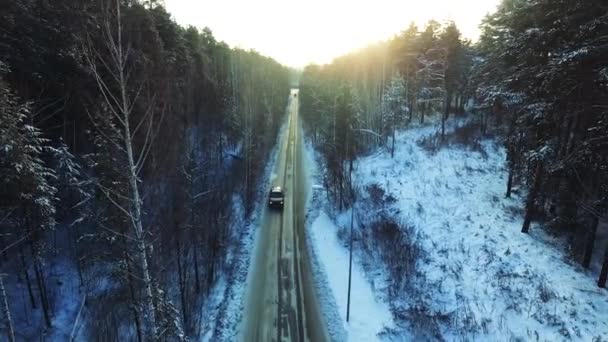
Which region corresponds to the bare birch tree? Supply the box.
[83,0,163,338]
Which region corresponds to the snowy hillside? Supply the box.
[306,119,608,341]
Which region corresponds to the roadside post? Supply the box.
[346,204,354,322]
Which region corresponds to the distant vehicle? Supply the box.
[294,93,297,97]
[268,186,285,209]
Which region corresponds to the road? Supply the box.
[240,89,329,342]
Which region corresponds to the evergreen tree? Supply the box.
[440,22,464,137]
[0,64,57,328]
[478,0,608,286]
[394,23,420,122]
[381,73,408,157]
[50,140,87,221]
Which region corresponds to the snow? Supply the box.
[199,195,245,341]
[302,116,608,341]
[5,252,87,341]
[347,118,608,340]
[310,211,394,340]
[600,67,608,82]
[200,275,229,341]
[557,47,589,64]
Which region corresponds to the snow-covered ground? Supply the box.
[306,118,608,341]
[304,141,394,341]
[310,211,394,340]
[4,246,90,341]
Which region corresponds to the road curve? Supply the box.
[239,89,329,342]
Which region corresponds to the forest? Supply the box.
[299,0,608,291]
[1,0,607,340]
[0,0,289,340]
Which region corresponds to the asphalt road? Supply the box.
[240,89,329,342]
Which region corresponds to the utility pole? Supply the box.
[346,127,354,322]
[346,203,354,322]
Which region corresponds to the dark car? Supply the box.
[268,186,284,209]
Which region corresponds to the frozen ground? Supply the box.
[307,118,608,341]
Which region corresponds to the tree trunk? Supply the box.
[338,171,344,211]
[0,235,8,264]
[420,103,425,124]
[442,92,451,140]
[558,177,579,231]
[124,113,158,340]
[193,231,201,296]
[176,231,188,330]
[125,254,143,342]
[441,112,446,141]
[408,105,413,123]
[68,222,84,288]
[208,232,217,294]
[20,247,36,309]
[505,168,514,198]
[391,127,395,158]
[411,92,417,121]
[505,115,518,200]
[190,180,201,295]
[598,243,608,288]
[522,162,544,233]
[0,274,15,342]
[32,250,51,328]
[583,216,599,268]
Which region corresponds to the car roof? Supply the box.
[271,186,283,192]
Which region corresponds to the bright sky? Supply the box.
[165,0,501,68]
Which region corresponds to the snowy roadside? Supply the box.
[303,139,394,341]
[202,109,291,341]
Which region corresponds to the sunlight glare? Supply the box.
[165,0,501,68]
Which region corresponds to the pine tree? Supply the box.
[50,140,87,222]
[416,21,446,125]
[394,22,420,122]
[477,0,608,287]
[416,47,446,125]
[440,22,464,138]
[381,73,407,157]
[0,63,57,328]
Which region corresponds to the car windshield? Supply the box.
[270,191,283,197]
